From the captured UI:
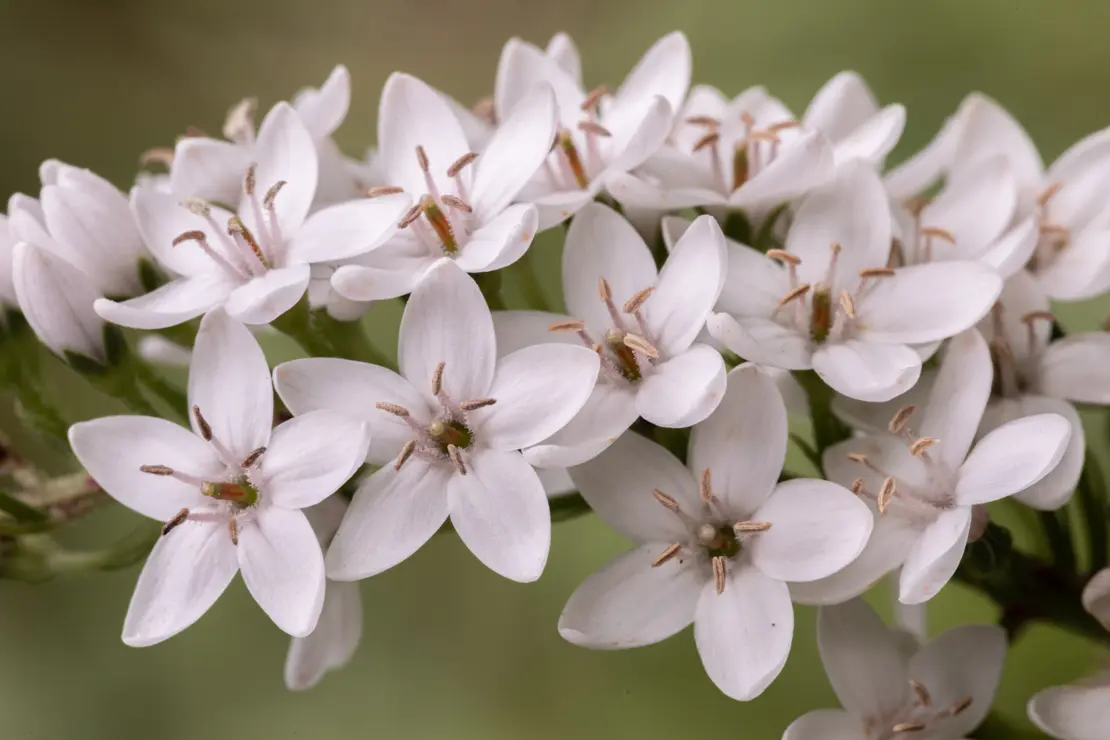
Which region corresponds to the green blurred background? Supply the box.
[2,1,1108,738]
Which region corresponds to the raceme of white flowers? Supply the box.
[2,29,1108,732]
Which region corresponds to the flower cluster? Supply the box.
[1,30,1107,733]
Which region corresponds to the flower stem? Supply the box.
[1077,451,1109,574]
[316,312,394,368]
[1037,509,1076,574]
[271,295,337,357]
[513,248,551,312]
[476,271,507,310]
[791,370,852,467]
[131,359,188,422]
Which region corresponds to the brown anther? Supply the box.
[1021,310,1055,325]
[140,464,174,476]
[459,398,497,411]
[183,125,209,138]
[859,267,896,278]
[394,440,416,471]
[878,477,896,514]
[740,111,756,127]
[375,402,410,418]
[776,283,811,309]
[244,164,257,195]
[699,468,713,504]
[581,84,609,112]
[945,696,973,717]
[447,444,466,475]
[366,185,405,198]
[712,556,727,594]
[888,404,918,434]
[180,198,211,216]
[447,152,479,177]
[734,521,772,533]
[441,194,473,213]
[847,453,869,464]
[909,679,932,706]
[623,286,655,314]
[891,722,926,733]
[415,145,430,172]
[193,405,213,441]
[652,542,682,567]
[850,478,866,495]
[685,115,720,128]
[431,362,446,396]
[767,120,801,132]
[920,226,956,244]
[1039,221,1069,234]
[652,489,680,512]
[766,249,801,265]
[692,130,721,152]
[597,276,613,302]
[162,508,189,536]
[398,203,424,228]
[472,97,496,124]
[548,319,586,332]
[747,130,781,144]
[241,447,267,468]
[172,230,208,247]
[263,181,286,209]
[227,216,267,266]
[139,147,175,166]
[228,518,239,546]
[909,437,939,457]
[223,97,257,141]
[839,290,856,319]
[623,333,660,359]
[577,121,613,138]
[1037,181,1064,206]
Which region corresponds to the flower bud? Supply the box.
[0,213,16,309]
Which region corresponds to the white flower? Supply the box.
[96,103,411,328]
[328,72,556,303]
[68,309,370,644]
[560,365,873,701]
[495,32,691,229]
[784,598,1006,740]
[274,260,600,582]
[0,213,16,308]
[707,161,1002,402]
[171,66,362,206]
[792,329,1072,606]
[491,204,727,466]
[11,243,106,363]
[802,71,907,167]
[1027,569,1110,740]
[284,496,363,691]
[7,161,147,297]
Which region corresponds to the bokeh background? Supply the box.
[2,0,1108,738]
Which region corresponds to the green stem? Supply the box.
[1,522,161,582]
[514,248,551,312]
[271,296,337,357]
[1037,509,1076,574]
[0,491,49,523]
[317,313,393,368]
[132,360,188,421]
[1077,452,1109,574]
[975,713,1043,740]
[476,271,507,310]
[792,370,852,465]
[753,202,788,252]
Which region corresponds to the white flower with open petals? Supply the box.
[328,72,556,303]
[494,32,690,229]
[784,598,1006,740]
[792,329,1072,606]
[491,204,727,467]
[96,103,411,328]
[274,261,599,583]
[707,161,1002,401]
[68,309,370,645]
[560,365,873,701]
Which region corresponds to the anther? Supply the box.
[415,145,430,173]
[623,333,660,359]
[859,267,896,278]
[223,98,257,142]
[652,489,680,512]
[747,130,781,144]
[734,521,772,533]
[577,121,612,138]
[447,444,466,475]
[366,185,405,198]
[228,518,239,546]
[139,147,174,166]
[652,542,682,567]
[193,405,213,441]
[712,556,727,594]
[919,226,956,243]
[459,398,497,411]
[891,722,926,733]
[839,290,856,319]
[909,437,939,457]
[581,85,609,112]
[441,194,473,213]
[909,679,932,707]
[700,469,713,504]
[140,464,174,476]
[622,286,655,314]
[597,276,613,302]
[263,181,286,209]
[776,283,811,309]
[767,120,801,132]
[227,216,268,267]
[549,319,586,332]
[244,163,257,195]
[1039,221,1069,235]
[172,230,208,247]
[878,477,896,514]
[850,478,865,495]
[692,131,721,152]
[179,198,211,217]
[1021,310,1055,325]
[375,402,410,418]
[944,696,973,717]
[241,447,267,468]
[399,203,423,228]
[888,404,918,434]
[766,249,800,265]
[685,115,720,128]
[431,362,445,396]
[847,453,868,464]
[394,440,416,471]
[740,111,756,128]
[1037,182,1064,206]
[447,152,479,177]
[162,508,189,536]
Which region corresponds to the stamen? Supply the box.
[240,447,267,468]
[549,319,586,332]
[712,556,727,594]
[227,216,270,269]
[700,469,713,504]
[685,115,720,128]
[244,163,257,196]
[734,521,772,533]
[162,508,189,536]
[597,276,612,302]
[415,145,430,173]
[179,198,211,217]
[847,453,868,464]
[919,226,956,244]
[577,121,612,137]
[431,362,446,396]
[652,489,680,512]
[889,404,918,434]
[399,203,423,228]
[878,477,896,514]
[366,185,405,198]
[943,697,973,717]
[581,85,609,112]
[909,679,932,706]
[375,401,410,418]
[394,440,416,471]
[891,722,926,733]
[850,478,866,495]
[228,518,239,546]
[766,249,800,265]
[193,405,213,441]
[263,181,286,210]
[767,120,801,132]
[776,283,811,310]
[1037,182,1064,206]
[652,542,682,567]
[747,130,781,144]
[140,464,174,476]
[1021,310,1055,325]
[420,194,458,253]
[692,131,721,152]
[1039,221,1069,235]
[139,147,174,166]
[623,333,660,359]
[557,130,590,189]
[447,444,467,475]
[622,286,655,314]
[223,98,257,143]
[839,290,856,319]
[441,194,473,213]
[184,125,208,138]
[447,152,479,177]
[909,437,939,457]
[459,398,497,411]
[859,267,896,278]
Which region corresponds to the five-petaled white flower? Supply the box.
[327,72,556,303]
[560,365,873,701]
[792,329,1072,606]
[784,598,1006,740]
[274,260,600,583]
[68,309,370,645]
[492,203,727,467]
[707,161,1002,401]
[95,103,411,328]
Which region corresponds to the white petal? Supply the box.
[751,479,873,582]
[1040,332,1110,404]
[716,240,792,318]
[170,137,250,204]
[326,460,451,580]
[1029,684,1110,740]
[447,448,550,582]
[546,32,581,82]
[12,244,105,362]
[568,430,698,543]
[251,103,319,234]
[473,344,599,451]
[608,32,691,131]
[558,544,702,649]
[899,507,971,604]
[813,340,922,403]
[122,520,238,646]
[257,411,369,509]
[643,215,726,356]
[605,95,674,174]
[730,130,836,212]
[817,598,910,719]
[452,204,538,274]
[532,188,597,231]
[979,217,1038,278]
[883,114,961,199]
[636,344,726,428]
[288,194,410,263]
[130,187,227,277]
[1037,225,1110,301]
[398,260,495,404]
[857,262,1001,345]
[274,358,429,466]
[329,236,434,302]
[293,65,350,139]
[694,563,794,701]
[238,507,325,637]
[471,85,556,219]
[68,416,218,521]
[94,272,237,331]
[561,203,657,327]
[783,710,866,740]
[689,364,787,516]
[707,313,813,370]
[918,329,993,470]
[606,170,725,211]
[1082,568,1110,627]
[284,579,362,691]
[492,309,574,355]
[955,413,1071,505]
[189,308,273,461]
[224,265,311,325]
[494,38,585,129]
[803,71,879,142]
[1046,127,1110,232]
[909,624,1007,736]
[832,105,905,165]
[521,382,639,468]
[950,93,1044,188]
[921,156,1017,253]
